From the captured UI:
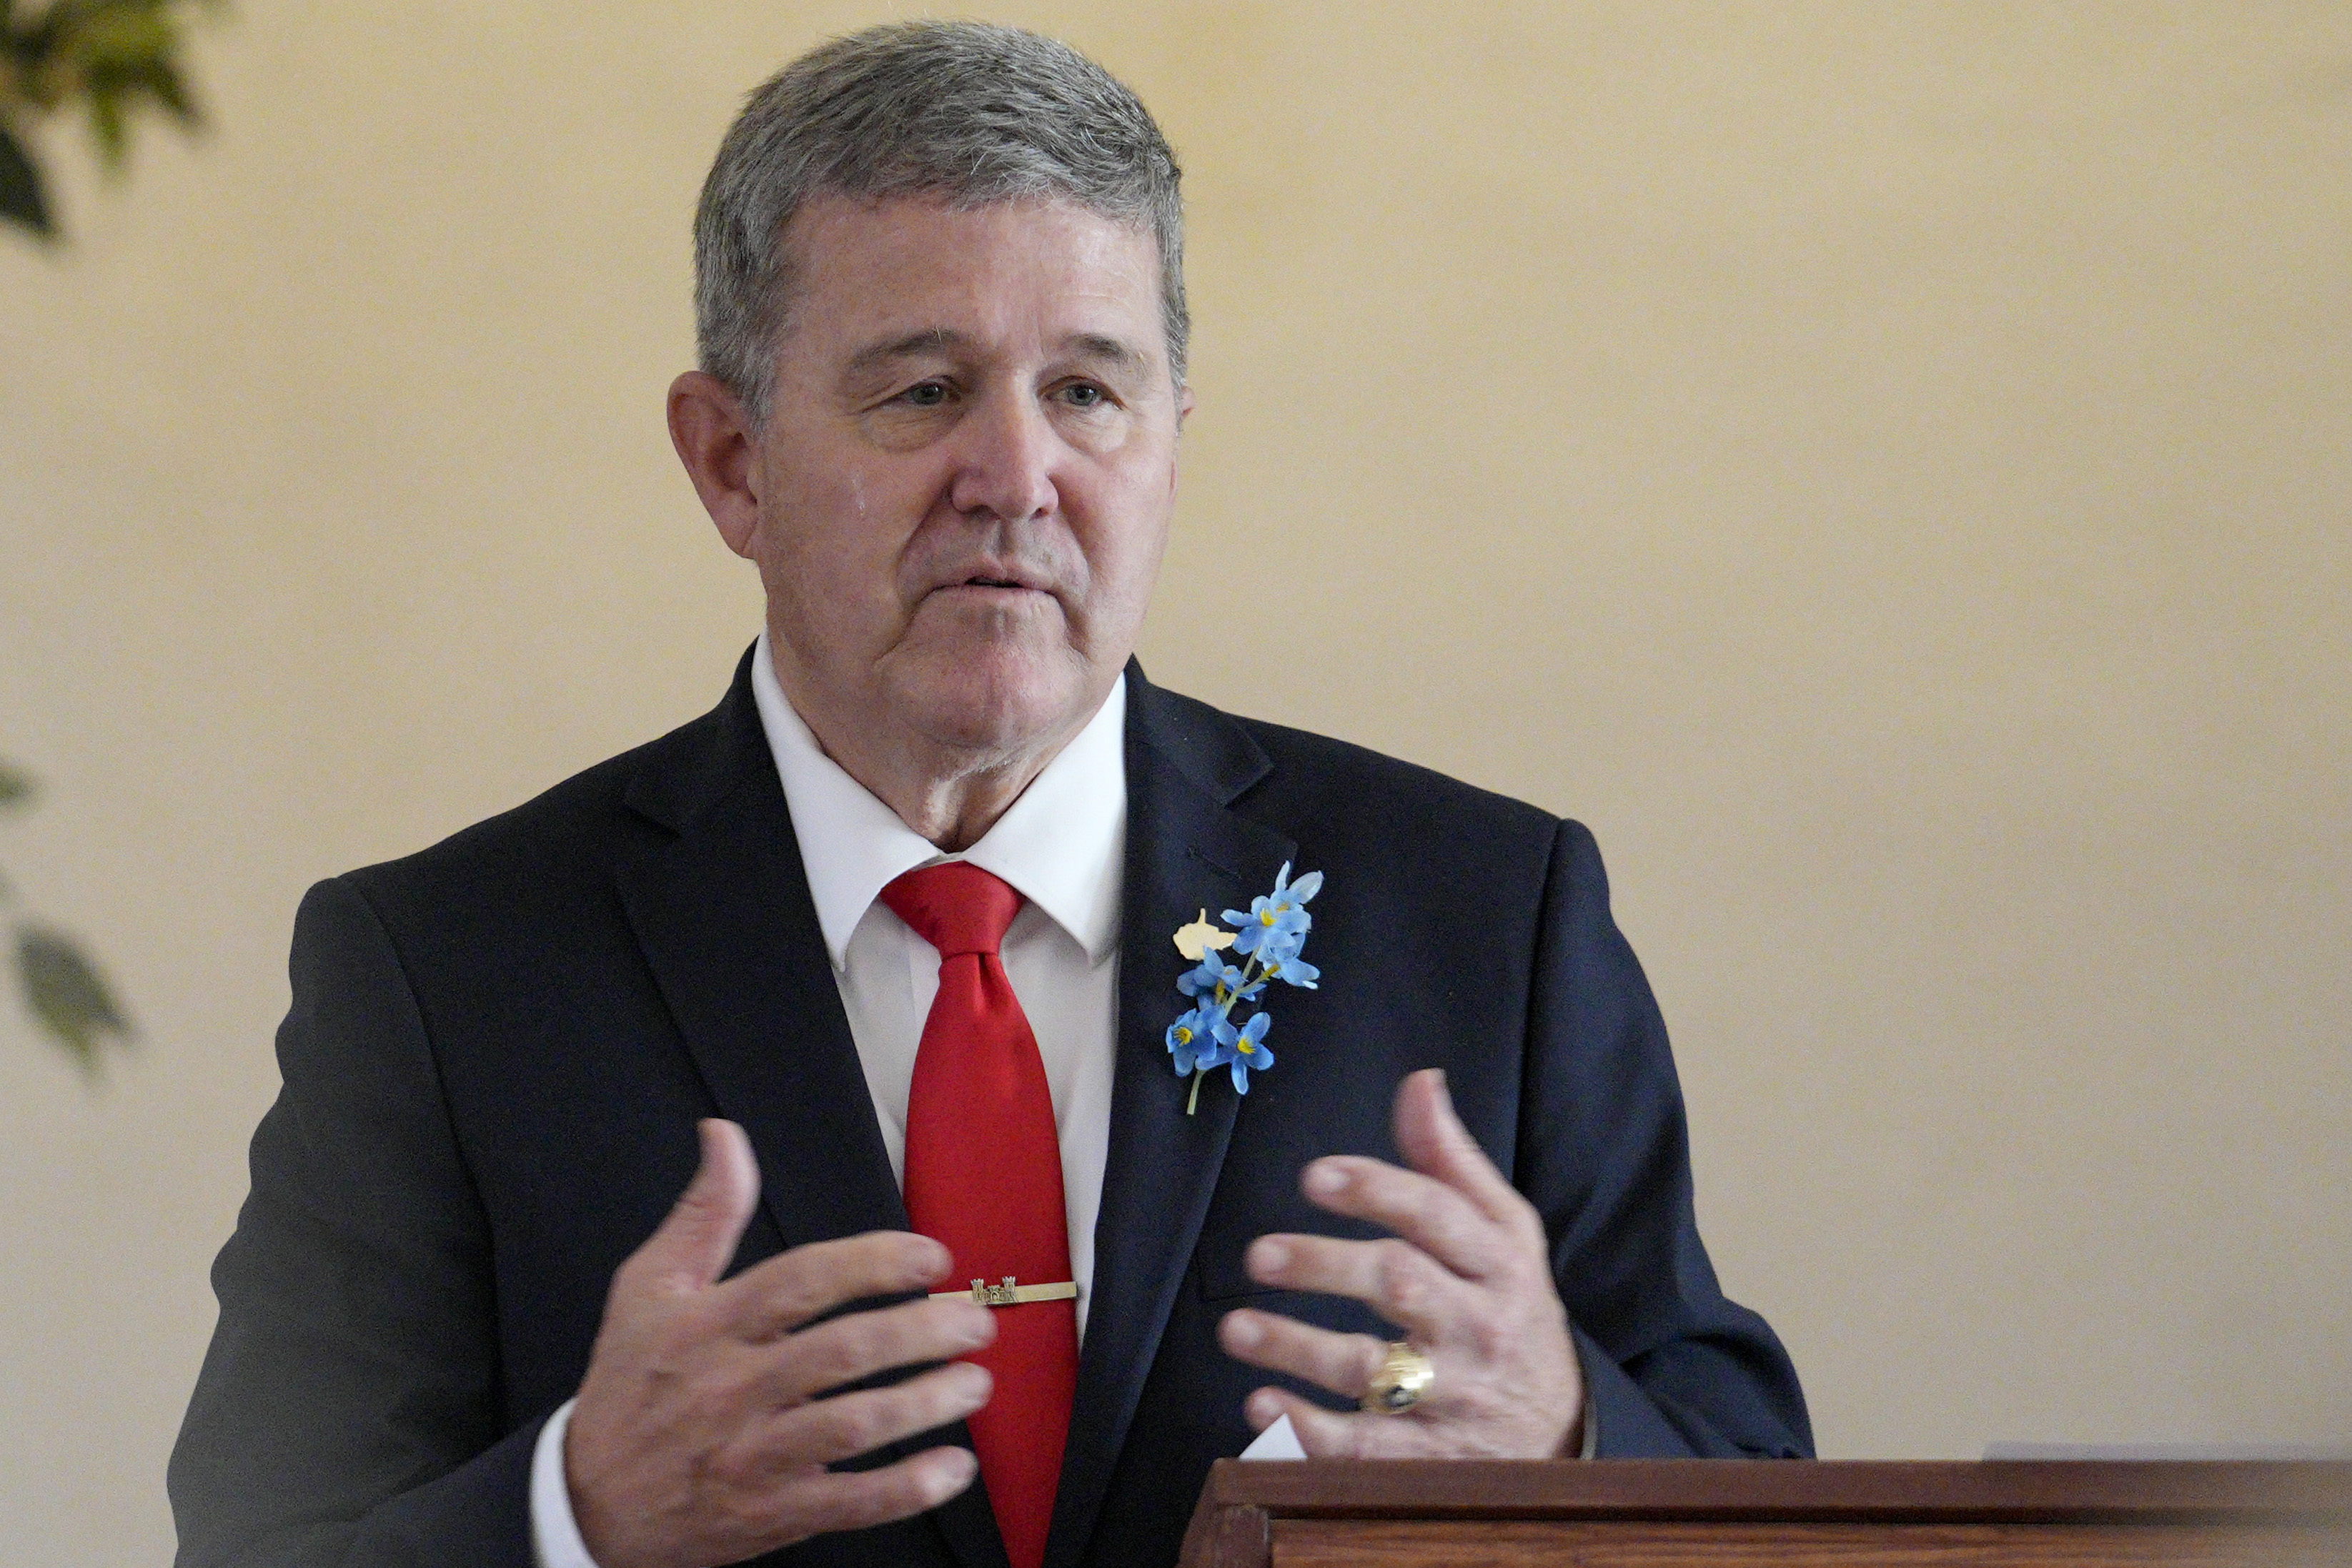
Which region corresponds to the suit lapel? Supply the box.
[615,660,908,1252]
[612,654,1008,1568]
[1044,669,1295,1568]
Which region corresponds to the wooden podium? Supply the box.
[1178,1459,2352,1567]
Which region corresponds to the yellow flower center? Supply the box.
[1264,960,1281,976]
[1173,1026,1193,1045]
[1238,1037,1256,1054]
[1260,910,1275,926]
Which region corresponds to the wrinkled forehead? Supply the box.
[768,192,1170,369]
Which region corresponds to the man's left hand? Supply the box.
[1216,1068,1585,1457]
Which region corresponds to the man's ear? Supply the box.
[1168,382,1197,502]
[668,371,762,560]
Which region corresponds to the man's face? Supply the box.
[739,194,1186,766]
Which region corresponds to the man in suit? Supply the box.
[170,21,1810,1568]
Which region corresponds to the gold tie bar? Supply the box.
[929,1276,1079,1307]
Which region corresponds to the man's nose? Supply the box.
[946,389,1061,523]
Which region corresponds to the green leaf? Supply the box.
[14,922,133,1076]
[0,759,34,810]
[73,6,176,63]
[0,121,54,236]
[144,55,196,123]
[4,0,215,206]
[87,84,124,166]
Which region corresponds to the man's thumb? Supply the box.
[634,1118,760,1294]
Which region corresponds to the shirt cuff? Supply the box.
[530,1398,602,1568]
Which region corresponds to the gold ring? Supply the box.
[1361,1340,1435,1414]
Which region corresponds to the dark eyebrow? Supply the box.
[843,327,963,377]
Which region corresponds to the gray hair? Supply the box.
[694,21,1187,422]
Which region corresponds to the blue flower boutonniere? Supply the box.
[1166,862,1324,1113]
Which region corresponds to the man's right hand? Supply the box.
[565,1119,996,1568]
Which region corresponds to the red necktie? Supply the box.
[880,863,1077,1568]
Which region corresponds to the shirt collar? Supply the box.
[750,632,1127,970]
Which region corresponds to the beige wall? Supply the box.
[4,1,2347,1558]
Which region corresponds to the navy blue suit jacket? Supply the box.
[171,652,1810,1568]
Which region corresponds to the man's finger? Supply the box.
[623,1119,762,1298]
[753,1296,995,1406]
[745,1360,993,1472]
[761,1445,982,1544]
[1241,1388,1432,1461]
[1218,1309,1387,1402]
[1391,1068,1532,1231]
[1241,1233,1474,1339]
[1297,1153,1510,1281]
[714,1231,959,1342]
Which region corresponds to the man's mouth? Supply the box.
[938,567,1048,595]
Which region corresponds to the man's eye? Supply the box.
[1061,383,1106,408]
[900,382,950,408]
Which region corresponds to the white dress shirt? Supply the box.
[531,637,1126,1568]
